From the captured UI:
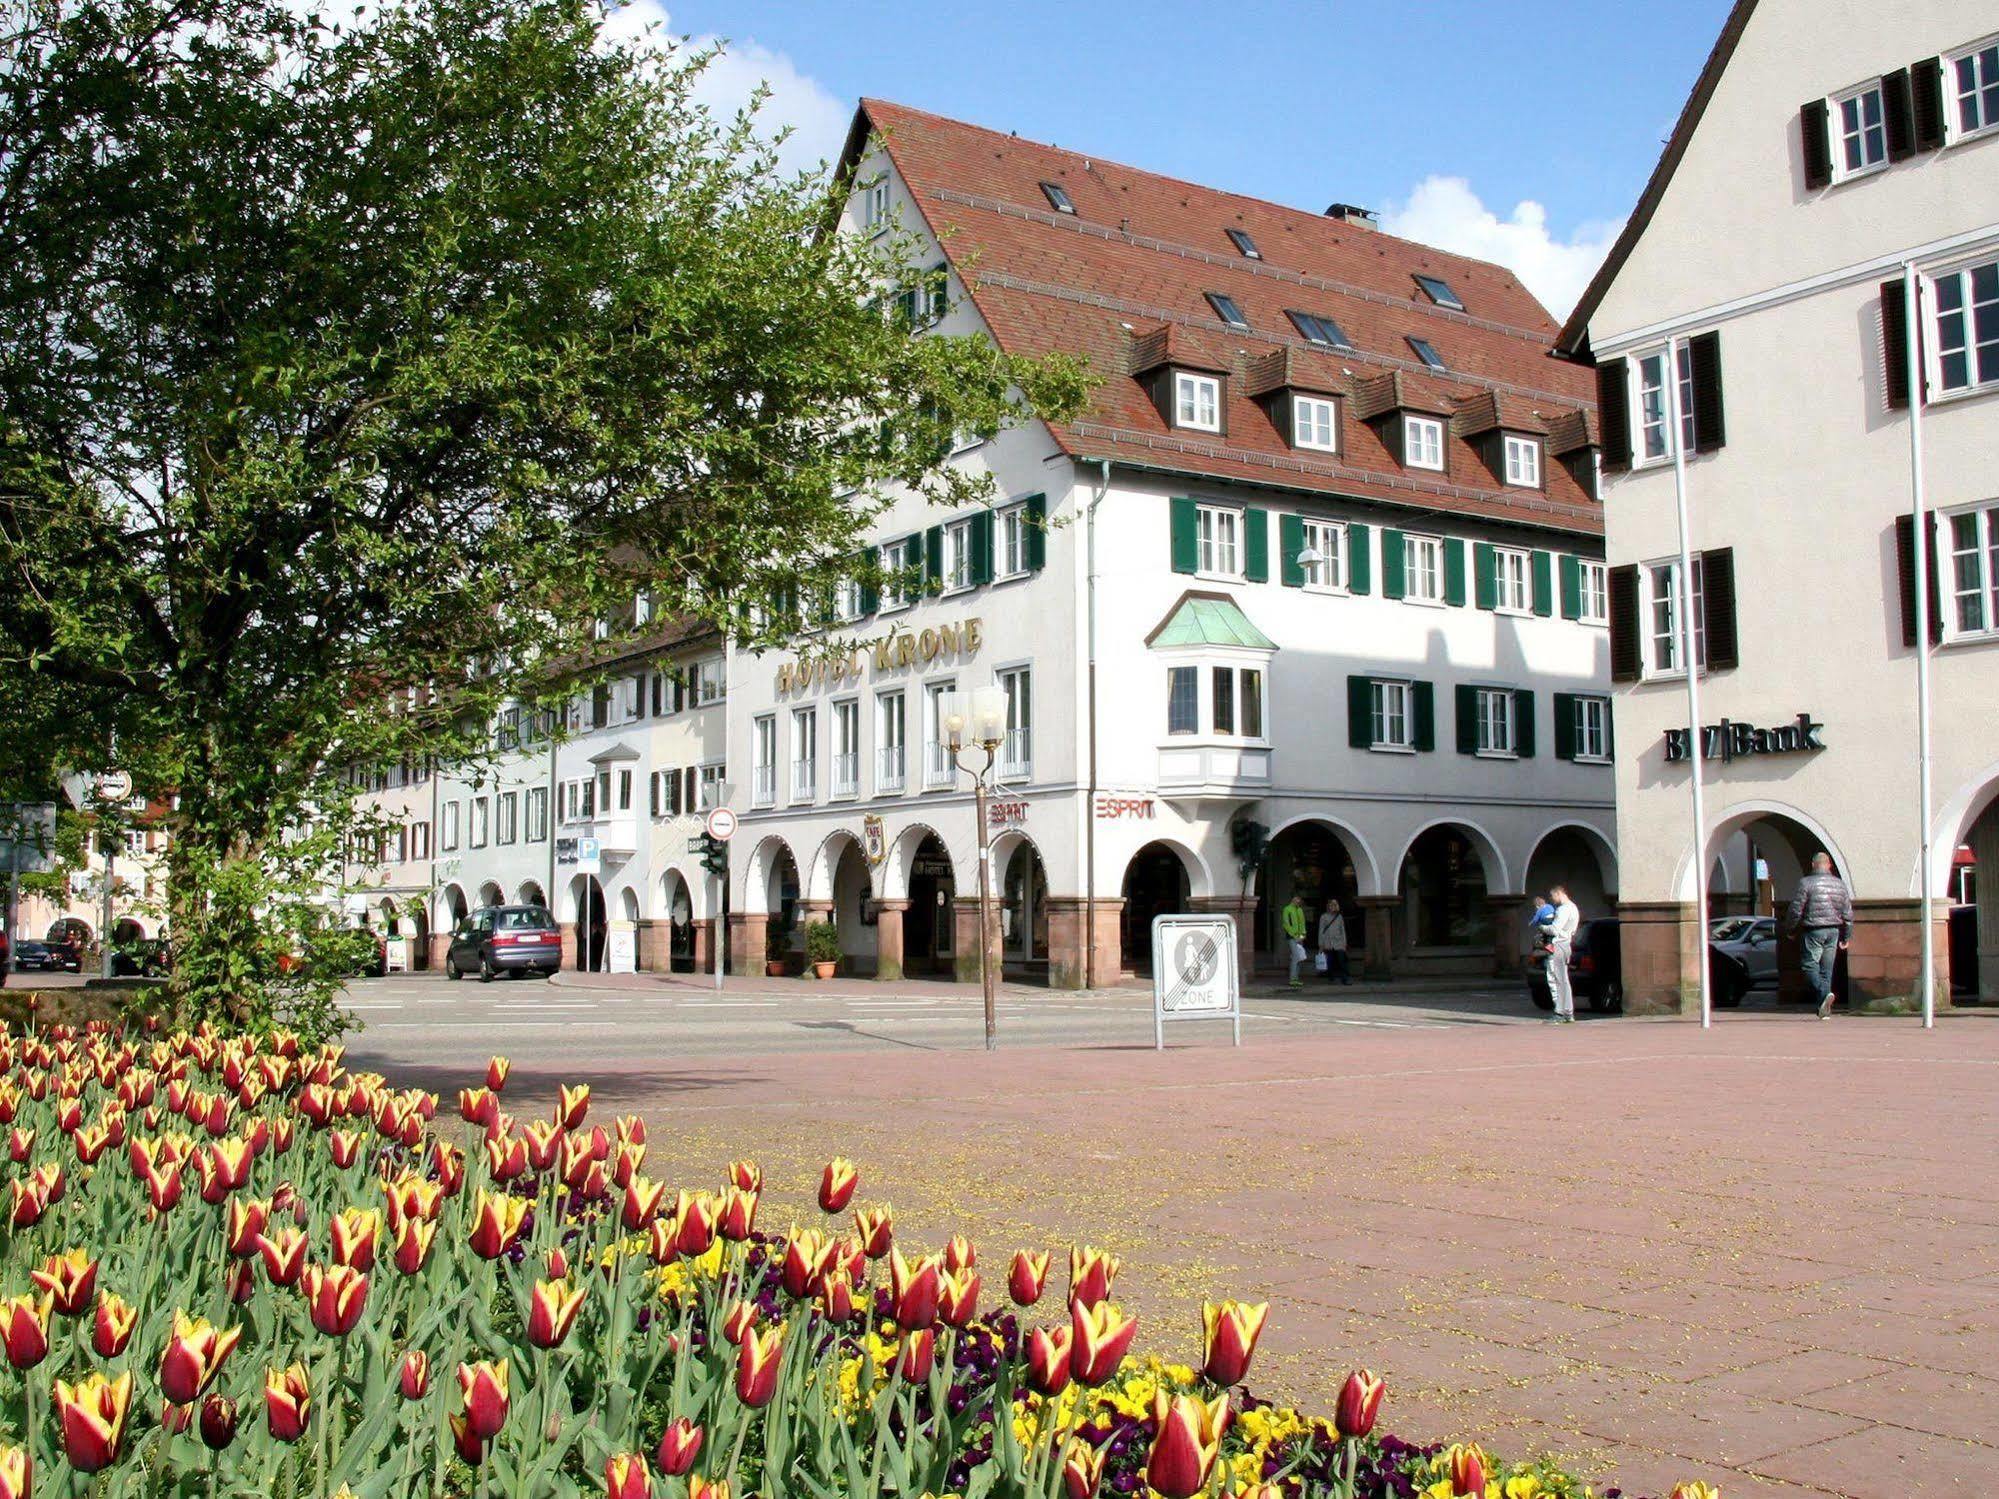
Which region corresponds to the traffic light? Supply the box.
[698,833,729,876]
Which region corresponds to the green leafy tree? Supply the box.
[0,0,1089,1034]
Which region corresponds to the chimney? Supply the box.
[1324,202,1376,229]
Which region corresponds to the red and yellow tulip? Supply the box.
[458,1360,510,1441]
[527,1278,588,1349]
[158,1311,244,1404]
[53,1370,134,1472]
[1200,1299,1268,1387]
[735,1324,783,1408]
[1145,1391,1231,1499]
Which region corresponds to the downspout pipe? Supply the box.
[1084,458,1109,989]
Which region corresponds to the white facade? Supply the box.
[1565,0,1999,1009]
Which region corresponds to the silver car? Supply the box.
[1710,916,1781,988]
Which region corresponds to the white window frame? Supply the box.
[1928,257,1999,399]
[1573,696,1611,764]
[1642,556,1708,680]
[996,503,1028,580]
[790,707,817,802]
[1631,345,1696,466]
[697,764,726,810]
[692,659,725,707]
[1166,665,1199,736]
[879,537,917,613]
[943,517,974,593]
[441,800,460,851]
[997,666,1032,778]
[924,681,956,787]
[525,788,548,843]
[1494,546,1531,615]
[1404,415,1444,471]
[1831,80,1890,182]
[1403,533,1445,605]
[831,699,861,798]
[1173,372,1221,433]
[1474,687,1517,758]
[1370,679,1414,753]
[1947,36,1999,143]
[876,690,907,793]
[1943,500,1999,641]
[861,174,890,235]
[410,821,431,860]
[1502,434,1542,488]
[1196,504,1242,579]
[752,715,777,807]
[1578,560,1609,626]
[832,576,863,624]
[1292,394,1338,453]
[496,791,518,845]
[1300,518,1347,593]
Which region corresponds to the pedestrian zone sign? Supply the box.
[1150,913,1241,1049]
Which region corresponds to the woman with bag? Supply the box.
[1318,903,1350,985]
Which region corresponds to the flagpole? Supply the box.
[1904,261,1936,1029]
[1665,338,1711,1029]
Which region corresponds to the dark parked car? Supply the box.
[1523,918,1624,1013]
[12,939,62,973]
[446,905,561,982]
[111,939,172,978]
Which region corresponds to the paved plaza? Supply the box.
[346,979,1999,1498]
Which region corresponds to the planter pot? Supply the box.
[812,961,838,980]
[766,960,787,977]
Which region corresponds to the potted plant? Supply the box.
[804,920,841,980]
[765,922,788,978]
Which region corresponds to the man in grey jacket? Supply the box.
[1784,853,1852,1019]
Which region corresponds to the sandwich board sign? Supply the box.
[1150,913,1240,1049]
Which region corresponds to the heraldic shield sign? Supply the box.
[863,814,885,867]
[1150,913,1240,1049]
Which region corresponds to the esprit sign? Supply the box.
[1664,713,1825,764]
[776,618,983,695]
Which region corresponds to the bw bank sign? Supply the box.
[1664,712,1826,764]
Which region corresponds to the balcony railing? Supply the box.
[831,752,859,796]
[876,747,905,793]
[925,743,955,787]
[752,765,775,806]
[1000,727,1032,780]
[791,759,816,800]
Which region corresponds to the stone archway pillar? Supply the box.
[1485,893,1527,977]
[1046,896,1122,990]
[1358,896,1398,980]
[950,896,999,985]
[1190,895,1258,986]
[689,918,713,973]
[638,919,671,974]
[874,899,909,983]
[728,912,768,977]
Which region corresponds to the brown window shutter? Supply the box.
[1881,279,1915,410]
[1882,69,1916,161]
[1608,564,1641,682]
[1688,331,1726,452]
[1895,512,1944,647]
[1596,360,1632,471]
[1800,99,1832,190]
[1699,548,1739,671]
[1910,57,1946,151]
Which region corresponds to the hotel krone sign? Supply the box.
[775,617,983,696]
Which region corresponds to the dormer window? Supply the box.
[1414,275,1464,311]
[1407,337,1447,371]
[1405,415,1445,471]
[1291,394,1338,453]
[1040,181,1075,214]
[1503,434,1542,488]
[1204,292,1248,330]
[1287,310,1351,349]
[1226,228,1261,259]
[1174,372,1221,432]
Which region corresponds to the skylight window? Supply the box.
[1040,181,1076,214]
[1414,274,1464,310]
[1205,292,1249,329]
[1407,337,1447,371]
[1286,310,1351,349]
[1226,228,1261,259]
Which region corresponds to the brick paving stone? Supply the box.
[1688,1349,1896,1402]
[1752,1419,1995,1494]
[1793,1365,1999,1444]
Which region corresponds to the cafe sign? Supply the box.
[1664,712,1826,764]
[776,618,983,695]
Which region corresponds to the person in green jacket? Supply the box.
[1281,894,1308,988]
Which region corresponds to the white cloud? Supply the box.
[600,3,850,178]
[1381,176,1623,320]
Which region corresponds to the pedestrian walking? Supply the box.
[1281,894,1308,989]
[1784,852,1852,1019]
[1544,884,1580,1023]
[1317,902,1351,985]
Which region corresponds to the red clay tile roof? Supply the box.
[850,98,1602,538]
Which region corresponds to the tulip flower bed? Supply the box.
[0,1021,1720,1499]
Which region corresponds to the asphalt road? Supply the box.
[335,969,1543,1074]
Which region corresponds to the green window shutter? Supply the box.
[1347,676,1372,749]
[924,526,943,592]
[1279,513,1306,588]
[1411,680,1435,752]
[1473,543,1497,610]
[1552,692,1577,761]
[1381,528,1406,600]
[1169,497,1198,575]
[1559,555,1583,620]
[1531,550,1554,617]
[1514,689,1536,758]
[859,548,880,616]
[1454,684,1479,755]
[1444,538,1467,606]
[1023,492,1047,571]
[895,288,918,327]
[971,509,994,585]
[1244,507,1270,583]
[1347,523,1371,594]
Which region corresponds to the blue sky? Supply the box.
[633,0,1736,316]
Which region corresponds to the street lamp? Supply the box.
[1295,544,1325,585]
[938,683,1007,1051]
[710,780,734,993]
